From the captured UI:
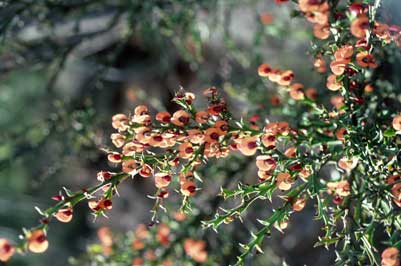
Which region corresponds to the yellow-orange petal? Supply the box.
[258,64,272,77]
[276,172,293,191]
[350,15,369,39]
[256,155,277,171]
[292,198,306,212]
[154,173,172,188]
[238,136,259,156]
[180,181,197,197]
[289,83,305,100]
[313,23,330,40]
[382,247,400,266]
[326,74,342,91]
[55,207,73,223]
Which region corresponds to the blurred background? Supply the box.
[1,0,401,265]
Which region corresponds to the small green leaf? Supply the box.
[384,128,396,137]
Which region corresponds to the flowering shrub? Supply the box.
[2,0,401,265]
[69,213,222,266]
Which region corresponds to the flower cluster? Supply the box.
[2,1,401,265]
[69,211,217,266]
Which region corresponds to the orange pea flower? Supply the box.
[258,64,272,77]
[89,199,113,212]
[154,172,172,188]
[261,133,276,149]
[97,227,113,256]
[276,172,293,191]
[330,59,349,76]
[331,95,345,109]
[299,0,328,13]
[187,129,205,144]
[131,239,144,250]
[0,239,15,262]
[97,171,113,182]
[111,133,125,148]
[27,229,48,253]
[132,113,151,126]
[284,146,297,158]
[54,206,73,223]
[148,134,165,147]
[134,126,151,143]
[112,114,129,131]
[258,170,273,181]
[392,183,401,201]
[208,104,225,116]
[267,69,282,83]
[174,211,187,221]
[156,224,170,246]
[132,258,143,266]
[334,45,354,61]
[279,220,289,230]
[108,152,122,163]
[256,155,277,171]
[278,70,294,86]
[122,159,137,174]
[184,239,208,263]
[338,157,358,171]
[356,51,378,68]
[289,83,305,100]
[387,175,401,185]
[314,56,326,73]
[305,88,318,100]
[260,13,273,25]
[350,15,369,38]
[155,111,171,123]
[123,141,144,155]
[171,110,191,127]
[204,127,221,143]
[178,142,194,159]
[214,120,229,135]
[327,180,351,197]
[382,247,400,266]
[134,105,149,116]
[335,128,347,142]
[292,198,306,212]
[195,111,210,124]
[313,23,330,40]
[238,136,258,156]
[181,181,197,197]
[326,74,342,91]
[299,166,312,179]
[135,224,149,240]
[139,164,152,178]
[305,10,329,25]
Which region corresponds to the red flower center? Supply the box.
[210,133,219,140]
[185,147,194,154]
[153,136,163,142]
[247,141,257,149]
[162,175,171,182]
[187,186,196,193]
[179,116,189,124]
[36,235,47,244]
